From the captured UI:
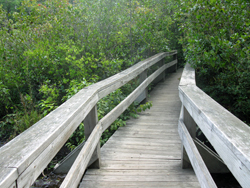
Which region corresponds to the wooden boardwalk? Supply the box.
[80,69,200,188]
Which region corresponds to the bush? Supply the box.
[178,0,250,124]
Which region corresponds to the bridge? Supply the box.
[1,52,250,188]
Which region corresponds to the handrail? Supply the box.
[178,63,250,188]
[0,51,177,188]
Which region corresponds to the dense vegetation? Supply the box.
[0,0,181,147]
[178,0,250,125]
[0,0,249,150]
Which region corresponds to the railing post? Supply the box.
[166,53,177,74]
[135,70,148,104]
[152,59,166,85]
[173,53,177,72]
[84,105,100,168]
[159,59,166,82]
[181,105,196,169]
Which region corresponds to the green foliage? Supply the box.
[0,0,181,143]
[178,0,250,124]
[63,78,153,149]
[0,0,22,15]
[0,95,42,140]
[39,81,59,116]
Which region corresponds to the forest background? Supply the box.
[0,0,249,150]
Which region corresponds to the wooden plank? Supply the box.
[0,87,97,172]
[112,131,179,139]
[194,139,230,173]
[82,174,198,182]
[127,116,179,122]
[8,182,17,188]
[17,94,99,188]
[179,63,196,86]
[85,169,196,176]
[135,70,147,103]
[0,167,17,188]
[108,135,180,141]
[179,85,250,188]
[178,119,217,188]
[80,181,200,188]
[97,53,176,99]
[80,68,201,188]
[0,52,177,187]
[101,147,181,156]
[101,144,181,152]
[117,126,179,133]
[84,105,100,168]
[125,121,179,127]
[100,160,184,170]
[53,141,86,174]
[117,125,179,131]
[100,152,181,161]
[136,111,180,116]
[60,123,102,188]
[101,62,178,132]
[101,159,181,164]
[104,139,181,147]
[112,129,178,136]
[60,58,178,188]
[125,120,179,126]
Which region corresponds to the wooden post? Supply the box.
[159,59,166,82]
[152,59,166,85]
[84,105,100,168]
[173,53,177,72]
[181,105,196,169]
[135,70,147,104]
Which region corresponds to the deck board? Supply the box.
[80,69,200,188]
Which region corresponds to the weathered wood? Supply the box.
[101,143,181,151]
[100,160,184,170]
[179,63,196,86]
[80,181,200,188]
[152,59,165,84]
[181,105,197,168]
[17,94,99,188]
[84,105,100,168]
[135,70,147,103]
[97,52,176,99]
[194,139,229,173]
[101,62,177,132]
[60,58,179,188]
[101,147,181,156]
[178,119,217,188]
[60,123,102,188]
[179,63,250,188]
[179,85,250,188]
[0,52,177,187]
[85,169,197,176]
[0,167,17,188]
[53,141,86,174]
[82,174,198,182]
[80,68,200,188]
[8,182,17,188]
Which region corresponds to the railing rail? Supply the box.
[178,63,250,188]
[0,51,177,188]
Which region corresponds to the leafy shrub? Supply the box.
[178,0,250,124]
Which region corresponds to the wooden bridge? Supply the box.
[1,52,250,188]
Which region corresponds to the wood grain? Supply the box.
[179,63,250,188]
[80,69,200,188]
[0,52,177,187]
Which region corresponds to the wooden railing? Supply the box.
[178,63,250,188]
[0,51,177,188]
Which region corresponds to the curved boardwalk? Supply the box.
[80,69,200,188]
